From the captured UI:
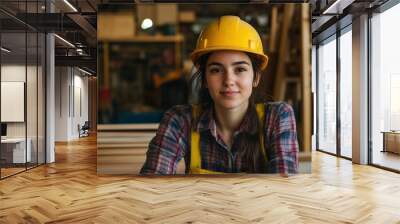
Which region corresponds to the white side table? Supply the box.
[1,138,32,163]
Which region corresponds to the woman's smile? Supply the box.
[220,90,240,97]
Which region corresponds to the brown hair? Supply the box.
[190,51,268,173]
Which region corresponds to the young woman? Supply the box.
[140,15,299,175]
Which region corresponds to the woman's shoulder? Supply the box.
[165,104,192,113]
[163,104,192,120]
[261,101,297,134]
[262,101,295,115]
[261,101,296,125]
[157,105,192,134]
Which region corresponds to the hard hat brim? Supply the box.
[190,47,269,71]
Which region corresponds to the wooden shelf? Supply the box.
[99,34,184,43]
[98,124,159,131]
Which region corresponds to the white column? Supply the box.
[46,1,55,163]
[312,45,317,151]
[352,14,369,164]
[55,67,74,141]
[46,33,55,163]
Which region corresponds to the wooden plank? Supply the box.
[97,155,147,164]
[99,35,184,43]
[97,138,151,144]
[97,128,155,174]
[98,133,155,138]
[269,6,278,53]
[97,148,147,156]
[98,12,136,40]
[273,4,295,101]
[98,144,149,149]
[98,124,159,131]
[103,42,110,89]
[301,3,312,153]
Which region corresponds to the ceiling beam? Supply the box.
[67,13,97,39]
[55,55,96,71]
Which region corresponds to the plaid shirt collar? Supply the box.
[196,105,255,138]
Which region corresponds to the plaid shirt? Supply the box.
[140,102,299,175]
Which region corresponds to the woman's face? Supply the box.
[205,50,259,111]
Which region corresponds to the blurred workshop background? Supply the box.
[96,3,312,174]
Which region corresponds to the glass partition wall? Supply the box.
[0,2,46,179]
[315,0,400,172]
[370,2,400,172]
[0,30,27,177]
[317,35,337,155]
[339,27,352,159]
[316,25,353,159]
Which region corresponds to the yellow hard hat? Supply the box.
[190,15,269,70]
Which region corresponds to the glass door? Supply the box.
[317,35,337,155]
[339,26,352,159]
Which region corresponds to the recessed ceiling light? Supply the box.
[1,47,11,53]
[322,0,355,15]
[63,0,78,12]
[78,67,94,76]
[54,34,75,48]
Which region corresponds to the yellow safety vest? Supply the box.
[189,104,267,174]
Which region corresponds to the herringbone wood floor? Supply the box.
[1,135,400,223]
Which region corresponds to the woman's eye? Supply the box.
[209,68,221,73]
[236,67,247,73]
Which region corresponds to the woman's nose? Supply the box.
[223,70,235,86]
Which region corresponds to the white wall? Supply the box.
[55,67,89,141]
[55,67,69,141]
[1,65,32,138]
[73,73,89,138]
[1,65,26,81]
